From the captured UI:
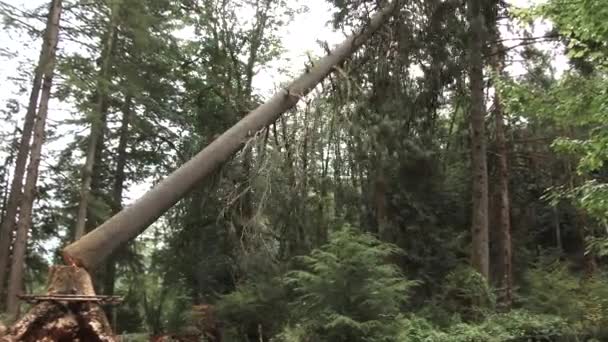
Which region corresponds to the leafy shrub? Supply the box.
[397,310,573,342]
[438,265,496,322]
[216,277,288,340]
[281,226,417,342]
[522,260,608,339]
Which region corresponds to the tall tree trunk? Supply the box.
[63,0,399,271]
[374,171,389,241]
[576,210,597,278]
[467,0,489,279]
[0,129,19,223]
[5,0,63,318]
[236,0,270,244]
[553,206,562,253]
[73,6,119,240]
[0,0,61,302]
[100,95,131,326]
[103,95,132,298]
[491,45,513,308]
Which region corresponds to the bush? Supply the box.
[427,265,496,324]
[281,226,417,342]
[216,277,288,340]
[397,310,573,342]
[522,260,608,339]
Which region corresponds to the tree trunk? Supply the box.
[103,95,132,299]
[491,46,513,308]
[576,210,597,278]
[73,6,119,241]
[553,206,562,253]
[63,0,399,271]
[5,0,63,318]
[236,0,270,245]
[374,172,389,241]
[467,0,489,279]
[0,129,18,225]
[0,0,61,302]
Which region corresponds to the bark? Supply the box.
[0,0,61,301]
[576,210,597,278]
[103,95,132,299]
[553,206,562,253]
[0,130,18,226]
[3,266,115,341]
[73,7,119,240]
[237,0,270,244]
[491,46,512,308]
[5,0,63,318]
[467,0,489,279]
[374,172,388,241]
[63,0,400,271]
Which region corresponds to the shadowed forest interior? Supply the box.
[0,0,608,341]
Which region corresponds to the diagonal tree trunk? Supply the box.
[73,3,119,241]
[0,0,62,303]
[5,0,63,318]
[467,0,490,279]
[63,0,400,271]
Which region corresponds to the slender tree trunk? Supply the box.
[237,0,270,244]
[0,0,61,301]
[73,7,118,240]
[553,206,562,253]
[5,0,62,318]
[467,0,489,279]
[63,0,399,271]
[0,129,19,223]
[103,95,132,298]
[491,45,513,308]
[374,171,388,241]
[576,210,597,278]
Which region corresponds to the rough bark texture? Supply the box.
[0,0,61,302]
[491,47,513,308]
[5,0,63,318]
[236,1,269,247]
[74,8,118,240]
[63,0,400,271]
[576,210,597,278]
[374,173,388,241]
[2,266,115,341]
[102,95,132,313]
[467,0,489,279]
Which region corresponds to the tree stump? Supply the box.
[1,265,116,341]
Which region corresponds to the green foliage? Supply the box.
[537,0,608,64]
[522,260,608,338]
[439,265,496,322]
[216,277,288,339]
[282,226,416,342]
[397,310,573,342]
